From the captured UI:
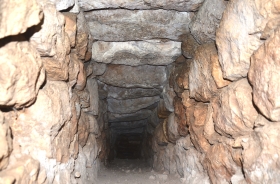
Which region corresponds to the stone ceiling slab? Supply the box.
[108,96,160,114]
[84,9,193,41]
[78,0,204,12]
[108,109,152,122]
[100,83,162,100]
[92,40,181,66]
[98,64,167,88]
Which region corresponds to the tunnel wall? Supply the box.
[1,0,280,184]
[0,0,105,183]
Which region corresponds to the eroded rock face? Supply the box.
[78,0,204,11]
[0,0,42,39]
[216,0,264,81]
[249,27,280,121]
[212,79,258,137]
[189,43,218,102]
[0,41,45,107]
[175,137,210,184]
[204,143,243,184]
[84,9,193,41]
[190,0,227,44]
[92,40,181,66]
[98,64,167,88]
[242,118,280,184]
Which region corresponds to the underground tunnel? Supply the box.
[1,0,280,184]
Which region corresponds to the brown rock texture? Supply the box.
[189,43,218,102]
[0,41,45,107]
[216,0,275,81]
[249,27,280,121]
[63,13,77,47]
[212,79,258,137]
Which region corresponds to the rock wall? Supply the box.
[1,0,280,183]
[0,0,104,183]
[152,0,280,184]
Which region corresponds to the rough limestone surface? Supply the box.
[189,102,210,153]
[92,40,181,66]
[166,113,180,143]
[0,41,45,107]
[83,78,99,115]
[78,0,204,11]
[216,0,264,81]
[249,27,280,121]
[49,0,75,11]
[41,56,69,81]
[175,137,210,184]
[63,13,77,48]
[31,2,67,57]
[84,9,193,41]
[0,0,42,39]
[242,118,280,184]
[190,0,227,44]
[98,65,167,88]
[10,81,72,183]
[204,143,243,184]
[181,34,199,59]
[212,79,258,137]
[189,43,218,102]
[76,11,91,60]
[0,112,12,170]
[108,96,160,114]
[211,53,231,88]
[69,53,81,85]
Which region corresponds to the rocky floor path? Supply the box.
[97,159,182,184]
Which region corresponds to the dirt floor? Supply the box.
[97,159,182,184]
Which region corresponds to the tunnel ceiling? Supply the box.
[80,0,200,134]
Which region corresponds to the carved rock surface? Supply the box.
[84,9,193,41]
[190,0,227,44]
[98,65,167,88]
[0,41,45,107]
[189,43,218,102]
[78,0,204,11]
[92,40,181,66]
[0,0,42,39]
[212,79,258,137]
[216,0,265,81]
[249,27,280,121]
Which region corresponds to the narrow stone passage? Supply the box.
[97,159,181,184]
